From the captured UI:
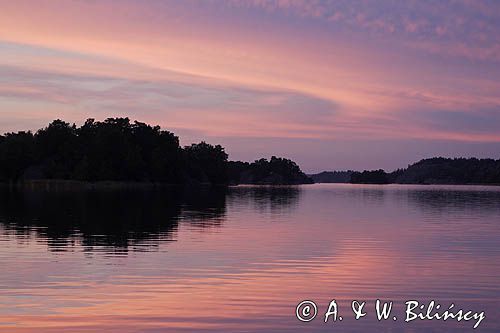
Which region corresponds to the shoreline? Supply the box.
[2,180,499,191]
[0,179,313,190]
[313,182,500,187]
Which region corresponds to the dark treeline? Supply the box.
[350,169,390,184]
[309,170,353,183]
[349,157,500,185]
[0,118,312,185]
[228,158,312,185]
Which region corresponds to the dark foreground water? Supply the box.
[0,184,499,332]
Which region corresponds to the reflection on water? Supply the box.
[0,184,499,332]
[227,185,301,214]
[0,186,227,252]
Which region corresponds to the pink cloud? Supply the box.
[0,0,499,170]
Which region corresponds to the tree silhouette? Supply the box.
[184,141,228,184]
[0,118,312,185]
[348,158,500,185]
[0,131,35,182]
[228,156,313,185]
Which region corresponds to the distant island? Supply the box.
[0,118,313,186]
[309,171,353,183]
[310,157,500,185]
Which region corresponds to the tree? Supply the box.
[0,131,35,182]
[228,156,313,185]
[350,169,389,184]
[184,142,228,184]
[35,119,78,178]
[0,118,312,185]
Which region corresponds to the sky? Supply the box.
[1,0,500,172]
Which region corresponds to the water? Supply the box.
[0,184,499,332]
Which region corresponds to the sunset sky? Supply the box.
[1,0,500,172]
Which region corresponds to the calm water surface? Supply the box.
[0,184,499,332]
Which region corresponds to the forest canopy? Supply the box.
[0,118,312,185]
